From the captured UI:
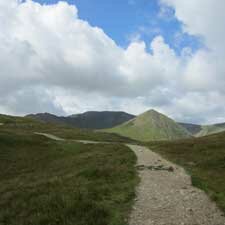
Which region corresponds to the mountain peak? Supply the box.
[105,110,191,142]
[142,109,161,115]
[136,109,167,123]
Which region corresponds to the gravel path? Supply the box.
[127,144,225,225]
[35,132,225,224]
[35,132,109,144]
[35,132,65,141]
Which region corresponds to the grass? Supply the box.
[0,128,138,225]
[195,124,225,137]
[0,114,138,144]
[147,131,225,213]
[104,110,190,142]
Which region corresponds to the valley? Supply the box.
[1,1,224,224]
[0,111,225,225]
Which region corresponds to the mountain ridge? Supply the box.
[26,111,135,129]
[179,122,225,137]
[26,111,225,138]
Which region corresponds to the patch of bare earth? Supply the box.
[127,145,225,225]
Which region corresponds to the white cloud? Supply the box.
[161,0,225,51]
[160,0,225,93]
[0,0,225,124]
[0,86,65,116]
[158,0,225,123]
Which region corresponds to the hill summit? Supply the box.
[105,109,191,141]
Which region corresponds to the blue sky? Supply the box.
[34,0,201,54]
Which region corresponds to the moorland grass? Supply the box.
[104,110,190,142]
[0,130,138,225]
[147,132,225,213]
[0,114,137,144]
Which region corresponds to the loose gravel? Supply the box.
[127,144,225,225]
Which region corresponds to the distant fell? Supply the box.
[26,113,66,125]
[26,111,135,129]
[179,122,225,137]
[195,123,225,137]
[68,111,135,129]
[104,109,191,142]
[178,123,202,135]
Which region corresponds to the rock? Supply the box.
[168,166,174,172]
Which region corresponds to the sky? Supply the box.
[0,0,225,124]
[32,0,202,53]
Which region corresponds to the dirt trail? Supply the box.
[35,132,109,144]
[128,144,225,225]
[35,132,65,141]
[35,132,225,225]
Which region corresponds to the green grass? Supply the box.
[0,114,138,144]
[195,124,225,137]
[147,131,225,213]
[0,128,138,225]
[104,110,191,142]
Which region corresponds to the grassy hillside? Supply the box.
[27,111,135,129]
[0,114,41,125]
[179,121,225,137]
[178,122,202,135]
[148,132,225,212]
[0,122,138,224]
[105,110,191,142]
[0,114,137,144]
[195,124,225,137]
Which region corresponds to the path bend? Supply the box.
[35,132,225,225]
[128,144,225,225]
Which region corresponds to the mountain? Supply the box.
[104,109,191,142]
[179,122,225,137]
[26,111,135,129]
[68,111,135,129]
[195,123,225,137]
[178,123,202,135]
[25,111,225,138]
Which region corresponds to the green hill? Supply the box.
[104,110,191,142]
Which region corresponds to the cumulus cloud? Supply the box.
[0,0,225,124]
[159,0,225,123]
[161,0,225,92]
[0,87,65,115]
